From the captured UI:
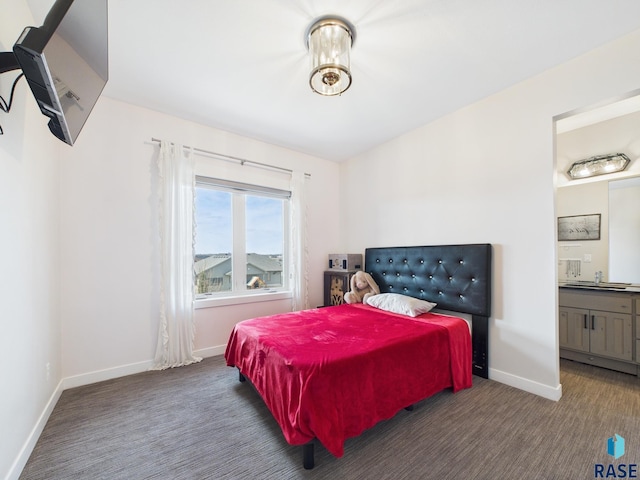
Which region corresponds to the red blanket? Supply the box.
[224,303,472,457]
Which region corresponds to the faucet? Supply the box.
[595,271,603,284]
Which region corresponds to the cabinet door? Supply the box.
[559,306,589,352]
[589,310,633,361]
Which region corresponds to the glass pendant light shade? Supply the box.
[567,153,631,179]
[306,17,355,96]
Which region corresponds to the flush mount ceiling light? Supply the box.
[567,153,631,180]
[305,16,355,96]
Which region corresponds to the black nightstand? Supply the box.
[323,270,356,306]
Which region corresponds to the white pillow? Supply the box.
[366,293,437,317]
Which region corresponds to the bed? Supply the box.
[225,243,492,469]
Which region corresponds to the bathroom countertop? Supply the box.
[559,281,640,293]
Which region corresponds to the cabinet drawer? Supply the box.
[636,298,640,314]
[559,290,632,313]
[637,339,640,363]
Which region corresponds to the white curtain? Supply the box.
[153,141,202,369]
[290,171,309,311]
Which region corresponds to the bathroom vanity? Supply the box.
[559,282,640,375]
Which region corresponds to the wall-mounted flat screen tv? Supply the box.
[12,0,108,145]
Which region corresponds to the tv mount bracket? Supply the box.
[0,52,20,74]
[0,52,24,135]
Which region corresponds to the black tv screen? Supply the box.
[12,0,108,145]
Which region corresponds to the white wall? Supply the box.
[58,96,341,382]
[340,29,640,400]
[1,2,63,478]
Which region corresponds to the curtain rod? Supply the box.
[150,137,310,177]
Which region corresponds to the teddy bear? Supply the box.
[344,271,380,304]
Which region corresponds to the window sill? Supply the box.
[194,290,293,309]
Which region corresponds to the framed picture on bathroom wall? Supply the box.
[557,213,601,241]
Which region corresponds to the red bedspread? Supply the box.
[224,303,472,458]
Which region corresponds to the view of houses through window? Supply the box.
[194,179,288,297]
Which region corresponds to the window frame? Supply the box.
[193,175,292,307]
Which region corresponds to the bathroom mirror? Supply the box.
[608,176,640,283]
[556,176,640,284]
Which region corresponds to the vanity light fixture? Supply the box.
[567,153,631,180]
[305,16,355,96]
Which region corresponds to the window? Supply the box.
[194,176,290,299]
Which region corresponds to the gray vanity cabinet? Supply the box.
[559,289,635,374]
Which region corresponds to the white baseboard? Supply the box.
[6,380,64,480]
[62,359,155,390]
[60,346,227,391]
[58,345,228,391]
[194,344,226,358]
[489,367,563,401]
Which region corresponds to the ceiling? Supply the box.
[26,0,640,161]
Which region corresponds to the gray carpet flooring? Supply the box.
[19,356,640,480]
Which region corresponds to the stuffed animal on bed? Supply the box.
[344,271,380,304]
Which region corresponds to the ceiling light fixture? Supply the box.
[305,16,355,96]
[567,153,631,179]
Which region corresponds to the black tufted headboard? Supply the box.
[364,244,491,317]
[365,244,492,378]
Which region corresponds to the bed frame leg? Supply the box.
[303,442,315,469]
[238,369,246,383]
